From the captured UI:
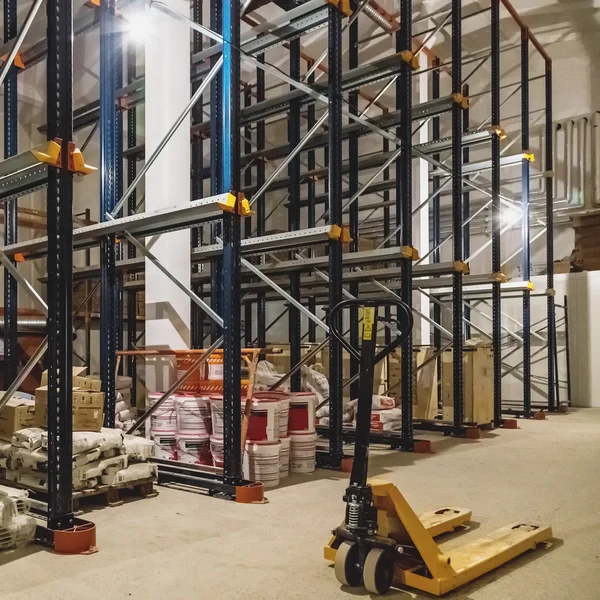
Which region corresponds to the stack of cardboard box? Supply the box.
[34,367,104,432]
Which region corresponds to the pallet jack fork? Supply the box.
[324,299,553,596]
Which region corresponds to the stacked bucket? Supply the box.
[149,388,318,484]
[148,392,212,465]
[288,392,317,474]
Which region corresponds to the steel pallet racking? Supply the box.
[0,0,559,517]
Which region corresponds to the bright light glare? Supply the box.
[125,12,152,44]
[500,206,522,227]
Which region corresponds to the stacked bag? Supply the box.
[114,376,136,432]
[2,427,156,492]
[0,484,36,551]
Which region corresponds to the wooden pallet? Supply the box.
[0,476,158,510]
[72,477,158,510]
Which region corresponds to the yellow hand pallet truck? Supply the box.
[324,299,552,596]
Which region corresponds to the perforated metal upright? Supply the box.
[491,0,502,427]
[221,0,243,486]
[521,27,532,418]
[3,0,18,387]
[100,0,119,426]
[451,0,464,435]
[348,0,360,401]
[325,1,344,470]
[398,0,414,451]
[288,35,302,391]
[46,0,74,530]
[545,55,555,412]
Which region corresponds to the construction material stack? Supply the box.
[0,485,36,551]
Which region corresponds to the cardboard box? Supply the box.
[0,397,36,441]
[35,387,104,432]
[40,367,103,392]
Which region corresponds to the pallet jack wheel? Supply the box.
[363,547,394,595]
[334,541,362,587]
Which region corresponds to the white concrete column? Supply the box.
[413,54,431,345]
[145,0,191,392]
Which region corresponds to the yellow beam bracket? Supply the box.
[30,140,62,167]
[492,125,507,140]
[340,226,353,244]
[328,224,342,240]
[452,93,469,109]
[454,260,470,274]
[398,245,417,260]
[327,0,352,17]
[399,50,420,71]
[218,192,251,216]
[0,52,24,69]
[524,152,535,163]
[68,142,97,175]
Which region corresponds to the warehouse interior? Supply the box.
[0,0,599,598]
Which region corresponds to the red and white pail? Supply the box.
[288,392,317,434]
[176,393,212,435]
[290,432,317,473]
[151,433,177,461]
[148,393,177,434]
[279,436,291,478]
[176,434,211,466]
[244,396,280,442]
[210,434,224,468]
[209,396,224,436]
[244,439,281,488]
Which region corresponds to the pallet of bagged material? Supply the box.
[0,475,157,511]
[72,476,157,510]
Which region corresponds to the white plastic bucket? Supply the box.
[210,434,224,468]
[151,433,177,461]
[148,394,177,434]
[279,436,291,478]
[289,392,317,434]
[176,434,212,465]
[209,396,224,436]
[244,439,281,488]
[244,396,280,442]
[176,393,212,434]
[290,432,317,473]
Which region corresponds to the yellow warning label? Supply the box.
[363,307,375,341]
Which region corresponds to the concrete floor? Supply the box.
[2,409,599,599]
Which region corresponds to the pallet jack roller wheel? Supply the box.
[334,541,362,587]
[363,547,394,595]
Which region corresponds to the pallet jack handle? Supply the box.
[329,299,413,487]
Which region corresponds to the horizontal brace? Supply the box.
[2,193,239,260]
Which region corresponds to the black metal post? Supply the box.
[451,0,464,435]
[3,0,18,387]
[221,0,242,486]
[244,86,254,348]
[289,38,302,391]
[398,0,413,450]
[545,59,556,412]
[432,57,442,407]
[564,295,572,406]
[462,83,471,341]
[349,0,360,400]
[521,28,532,418]
[210,0,223,344]
[491,0,502,427]
[126,41,137,403]
[256,54,266,348]
[100,0,118,427]
[46,0,74,530]
[307,67,317,344]
[191,0,204,349]
[326,3,344,469]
